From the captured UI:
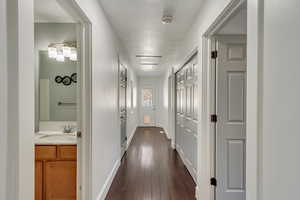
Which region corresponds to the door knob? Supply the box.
[77,131,82,138]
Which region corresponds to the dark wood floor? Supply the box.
[106,127,196,200]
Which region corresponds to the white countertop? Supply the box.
[35,131,77,145]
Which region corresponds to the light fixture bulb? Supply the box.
[56,49,65,62]
[70,48,77,61]
[62,46,71,57]
[48,47,57,58]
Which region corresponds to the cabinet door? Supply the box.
[35,161,43,200]
[45,161,76,200]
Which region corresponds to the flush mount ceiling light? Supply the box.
[140,63,159,66]
[141,65,155,71]
[136,55,162,58]
[48,41,77,62]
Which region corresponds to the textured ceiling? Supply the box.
[99,0,204,76]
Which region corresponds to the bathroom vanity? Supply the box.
[35,133,77,200]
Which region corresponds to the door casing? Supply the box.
[118,61,127,157]
[200,0,247,199]
[50,1,93,199]
[139,85,157,127]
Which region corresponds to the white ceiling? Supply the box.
[34,0,75,23]
[99,0,204,76]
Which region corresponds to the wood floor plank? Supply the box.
[106,127,196,200]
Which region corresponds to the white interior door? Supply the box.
[140,86,156,126]
[215,35,246,200]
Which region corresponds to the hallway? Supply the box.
[106,127,196,200]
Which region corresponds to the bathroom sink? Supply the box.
[35,132,77,144]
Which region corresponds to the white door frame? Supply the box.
[139,83,157,127]
[0,0,7,198]
[118,59,128,157]
[48,1,93,199]
[200,0,249,199]
[168,72,176,148]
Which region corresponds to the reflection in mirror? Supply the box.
[39,51,77,121]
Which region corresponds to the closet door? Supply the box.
[175,53,198,182]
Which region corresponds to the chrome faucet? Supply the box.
[63,125,73,134]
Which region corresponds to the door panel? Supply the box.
[140,87,156,126]
[45,161,77,200]
[215,35,246,200]
[175,53,198,182]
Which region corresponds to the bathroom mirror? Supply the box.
[38,50,77,121]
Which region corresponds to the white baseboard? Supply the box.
[127,127,137,149]
[195,186,200,199]
[96,159,121,200]
[171,142,175,149]
[176,145,197,182]
[164,128,171,140]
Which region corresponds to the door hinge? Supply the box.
[211,50,218,59]
[211,114,218,123]
[210,177,217,186]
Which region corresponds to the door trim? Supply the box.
[118,59,127,158]
[139,84,157,127]
[0,0,7,198]
[200,0,247,200]
[56,1,93,199]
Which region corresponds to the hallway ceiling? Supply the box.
[99,0,204,76]
[34,0,75,23]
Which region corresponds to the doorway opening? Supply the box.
[119,60,128,157]
[202,0,247,200]
[174,51,199,182]
[33,0,92,199]
[138,77,160,127]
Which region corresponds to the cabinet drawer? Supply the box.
[58,145,77,160]
[35,146,57,160]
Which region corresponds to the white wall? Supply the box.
[160,73,170,137]
[126,68,139,146]
[217,6,247,35]
[5,0,35,200]
[73,0,138,199]
[262,0,300,199]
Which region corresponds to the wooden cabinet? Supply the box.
[35,145,77,200]
[35,161,43,200]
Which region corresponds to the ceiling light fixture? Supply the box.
[136,55,162,58]
[140,63,159,66]
[161,15,173,24]
[141,65,155,71]
[48,41,77,62]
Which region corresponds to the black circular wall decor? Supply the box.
[71,73,77,83]
[62,76,72,86]
[55,76,63,84]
